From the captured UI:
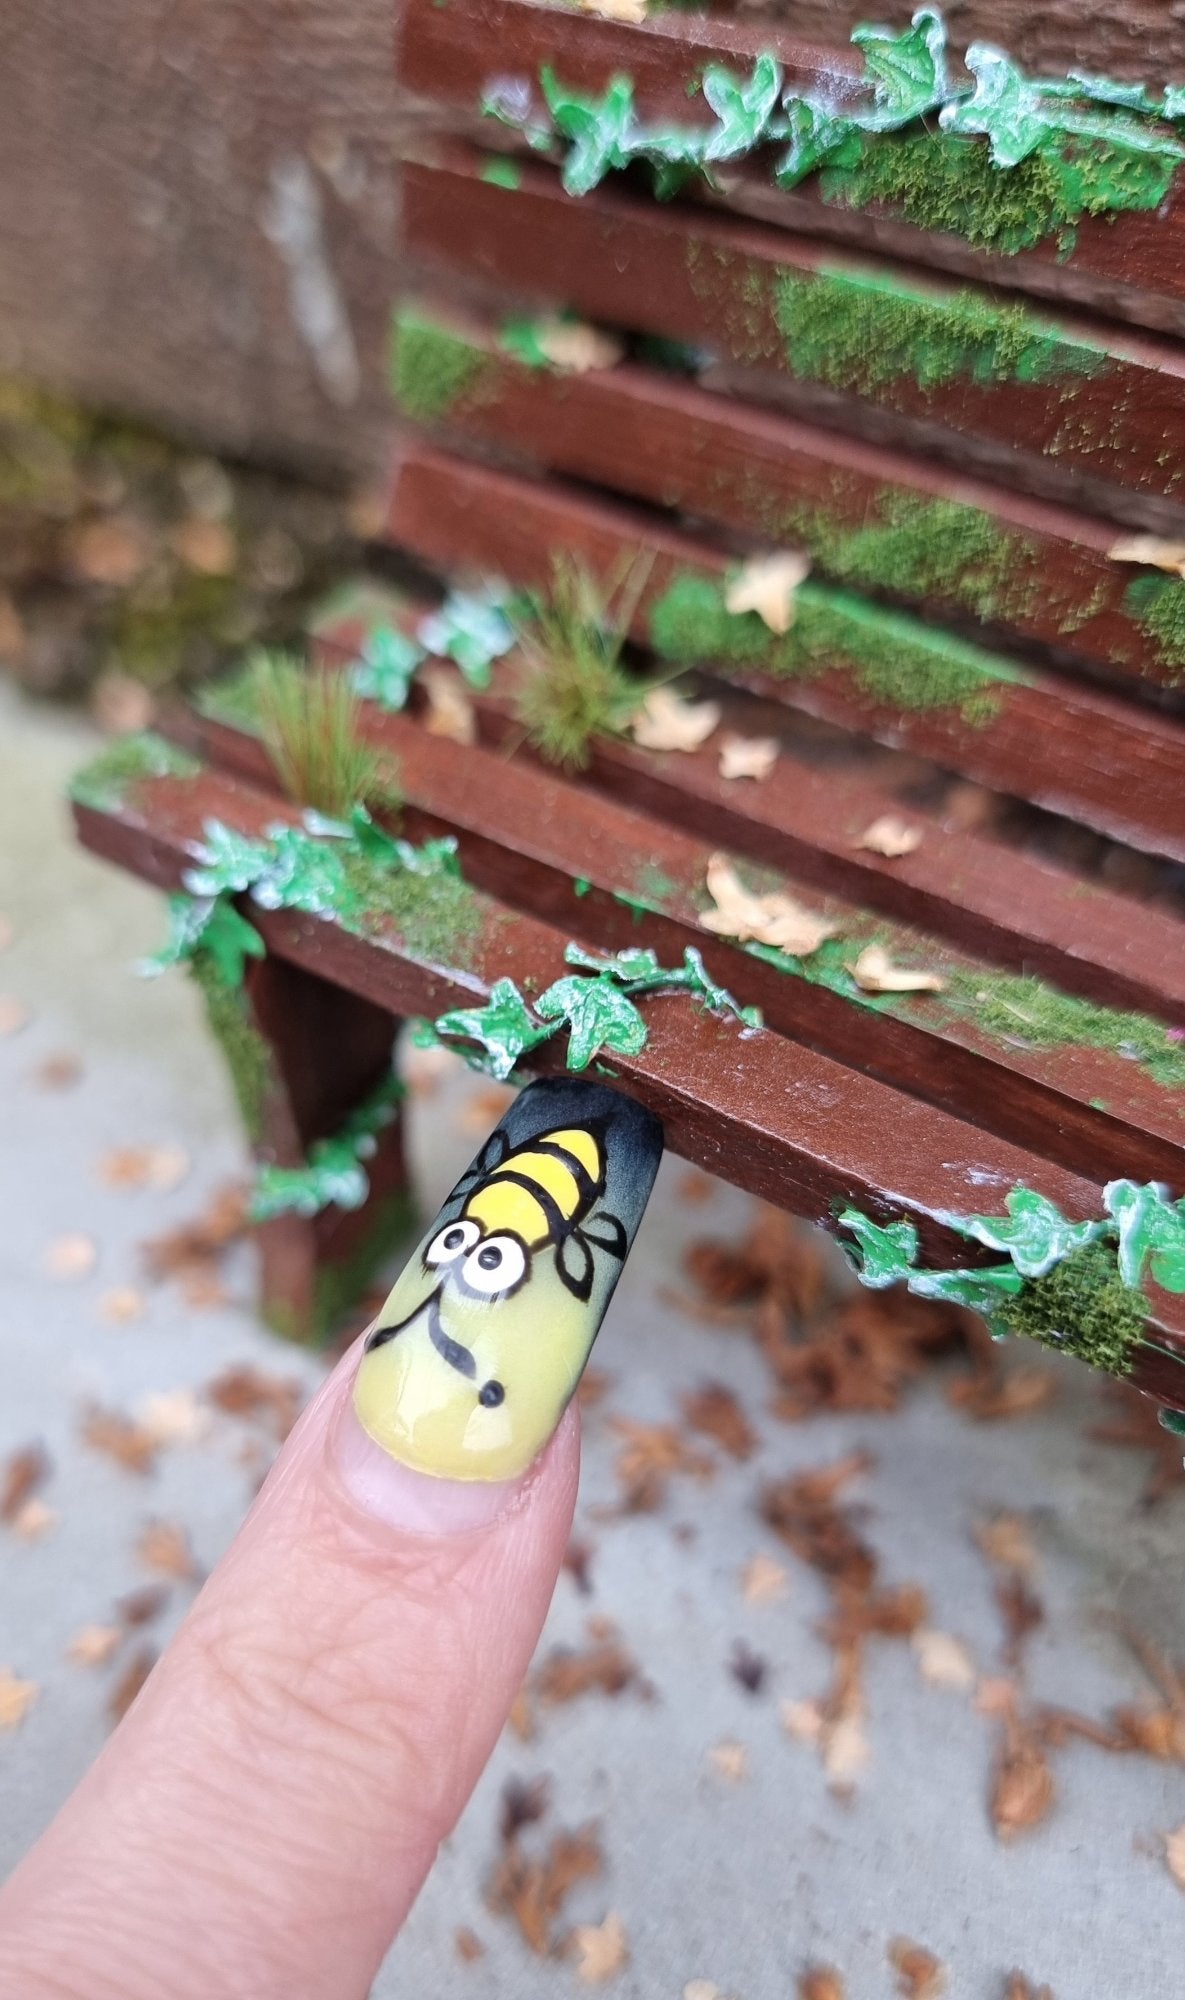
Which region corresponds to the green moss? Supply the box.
[772,265,1107,396]
[994,1241,1145,1375]
[1123,573,1185,683]
[820,128,1179,255]
[111,570,240,688]
[262,1182,418,1346]
[480,158,522,189]
[189,950,273,1143]
[339,849,486,972]
[788,492,1039,629]
[196,660,264,731]
[389,308,488,424]
[943,971,1185,1088]
[69,731,201,812]
[648,571,1020,718]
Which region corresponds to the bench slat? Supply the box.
[397,300,1185,699]
[385,443,1185,865]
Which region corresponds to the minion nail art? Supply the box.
[353,1077,663,1482]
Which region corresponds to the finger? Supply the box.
[0,1076,662,2000]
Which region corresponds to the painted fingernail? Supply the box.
[352,1077,663,1483]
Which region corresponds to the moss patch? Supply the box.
[772,265,1107,396]
[648,571,1019,719]
[1123,573,1185,684]
[389,309,488,424]
[943,970,1185,1089]
[994,1241,1145,1375]
[820,128,1179,255]
[70,731,201,812]
[340,849,486,972]
[189,951,273,1144]
[784,492,1040,630]
[196,660,265,731]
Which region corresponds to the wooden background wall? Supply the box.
[1,0,1178,485]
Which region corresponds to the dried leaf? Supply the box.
[1,1443,50,1523]
[205,1364,303,1441]
[856,814,923,858]
[976,1514,1038,1576]
[117,1583,171,1628]
[10,1499,58,1540]
[91,670,154,735]
[99,1286,145,1325]
[991,1706,1056,1841]
[912,1628,976,1691]
[506,1686,536,1743]
[421,664,477,744]
[848,945,946,994]
[68,1623,122,1668]
[578,0,647,20]
[700,854,838,956]
[1002,1977,1054,2000]
[682,1383,756,1460]
[34,1051,83,1090]
[487,1823,603,1957]
[1165,1824,1185,1889]
[822,1709,870,1788]
[0,1668,38,1730]
[799,1972,846,2000]
[43,1232,98,1280]
[729,1640,768,1694]
[81,1406,158,1476]
[569,1910,629,1982]
[535,1627,641,1706]
[456,1927,486,1963]
[137,1389,208,1446]
[533,317,625,374]
[718,733,779,782]
[631,686,721,753]
[948,1364,1055,1421]
[741,1552,790,1604]
[0,995,29,1037]
[137,1519,201,1580]
[500,1775,551,1843]
[709,1738,749,1782]
[607,1417,716,1513]
[887,1938,946,1999]
[108,1645,157,1724]
[1108,534,1185,576]
[724,551,810,634]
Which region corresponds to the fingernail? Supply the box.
[332,1399,523,1533]
[351,1077,663,1484]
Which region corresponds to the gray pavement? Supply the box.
[1,679,1183,1998]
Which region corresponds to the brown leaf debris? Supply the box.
[681,1383,757,1461]
[605,1417,715,1514]
[887,1938,947,1999]
[108,1645,158,1725]
[799,1971,846,2000]
[1,1443,50,1523]
[487,1819,604,1958]
[568,1910,629,1982]
[205,1364,304,1442]
[1002,1977,1054,2000]
[136,1519,201,1581]
[534,1621,643,1707]
[81,1406,159,1477]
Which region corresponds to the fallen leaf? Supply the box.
[170,517,236,575]
[718,733,779,782]
[506,1685,536,1742]
[682,1383,756,1460]
[1108,534,1185,576]
[708,1738,749,1782]
[780,1696,824,1745]
[137,1519,201,1580]
[700,854,838,957]
[685,1984,729,2000]
[605,1417,716,1513]
[421,663,477,744]
[33,1051,82,1090]
[43,1233,98,1280]
[534,1626,642,1706]
[97,1144,189,1192]
[81,1406,158,1475]
[578,0,647,20]
[137,1389,208,1447]
[0,1669,38,1730]
[729,1640,768,1694]
[563,1538,596,1595]
[456,1083,517,1135]
[724,551,810,634]
[108,1645,157,1724]
[99,1286,145,1325]
[631,686,721,753]
[91,670,154,735]
[455,1927,486,1962]
[677,1169,716,1205]
[1,1443,50,1523]
[799,1972,846,2000]
[948,1364,1055,1422]
[500,1775,551,1843]
[975,1514,1038,1576]
[856,814,923,858]
[822,1709,870,1789]
[991,1703,1056,1842]
[741,1552,790,1604]
[569,1910,629,1982]
[10,1499,58,1540]
[912,1627,976,1691]
[887,1938,946,1999]
[117,1583,171,1628]
[487,1822,603,1957]
[848,945,946,994]
[403,1040,458,1095]
[1002,1977,1054,2000]
[1166,1823,1185,1890]
[68,1623,122,1668]
[205,1364,303,1442]
[0,995,29,1037]
[532,317,625,374]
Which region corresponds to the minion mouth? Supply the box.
[366,1292,504,1406]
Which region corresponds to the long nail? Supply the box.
[350,1077,663,1484]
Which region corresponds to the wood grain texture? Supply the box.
[385,442,1185,864]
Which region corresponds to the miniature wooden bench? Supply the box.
[72,2,1185,1417]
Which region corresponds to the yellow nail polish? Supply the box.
[353,1078,663,1481]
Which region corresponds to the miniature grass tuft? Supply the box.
[512,555,650,768]
[944,971,1185,1088]
[994,1240,1145,1376]
[250,650,401,819]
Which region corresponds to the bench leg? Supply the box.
[198,952,415,1345]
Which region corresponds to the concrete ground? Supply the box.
[1,679,1183,1999]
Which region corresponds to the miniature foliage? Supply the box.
[511,555,648,767]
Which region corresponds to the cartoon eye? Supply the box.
[460,1234,527,1297]
[424,1218,481,1267]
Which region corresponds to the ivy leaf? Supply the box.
[937,1186,1104,1279]
[480,75,555,151]
[1065,70,1164,115]
[837,1208,920,1287]
[678,946,763,1029]
[563,941,665,985]
[1164,85,1185,121]
[850,6,949,131]
[251,825,356,919]
[183,820,273,898]
[417,586,517,689]
[250,1141,370,1223]
[194,900,266,986]
[702,55,783,161]
[540,69,638,196]
[772,99,862,187]
[433,977,557,1081]
[1105,1179,1185,1291]
[140,894,220,979]
[350,624,425,712]
[536,974,649,1070]
[906,1263,1025,1312]
[938,45,1051,167]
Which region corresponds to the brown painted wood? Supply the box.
[312,582,1185,1029]
[397,0,1185,337]
[402,150,1185,524]
[181,699,1185,1191]
[71,764,1185,1404]
[385,443,1185,866]
[401,300,1185,700]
